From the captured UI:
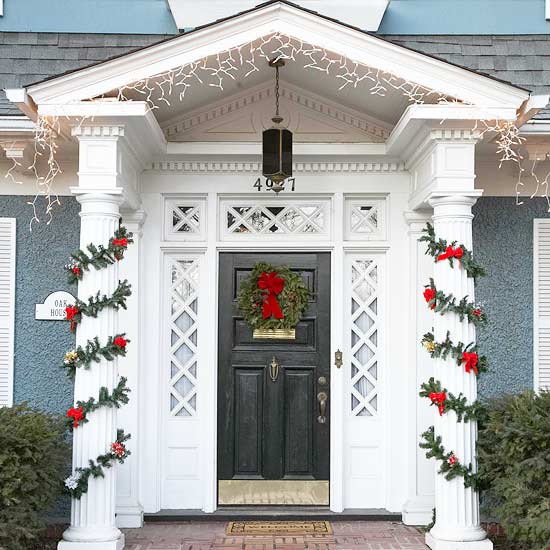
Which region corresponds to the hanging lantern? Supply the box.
[263,59,292,193]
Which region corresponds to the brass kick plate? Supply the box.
[218,480,329,505]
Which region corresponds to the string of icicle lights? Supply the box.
[15,32,534,226]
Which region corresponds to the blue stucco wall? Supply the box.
[0,196,78,415]
[1,0,550,35]
[473,196,546,398]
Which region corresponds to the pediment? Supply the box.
[162,83,391,143]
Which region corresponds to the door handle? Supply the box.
[317,391,328,424]
[269,356,279,382]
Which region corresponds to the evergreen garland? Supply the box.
[424,278,487,326]
[420,222,486,280]
[62,227,133,499]
[420,427,482,490]
[238,262,310,331]
[65,280,131,331]
[65,227,134,284]
[64,430,131,499]
[66,377,130,431]
[62,334,129,379]
[419,377,485,422]
[422,331,488,375]
[419,223,488,494]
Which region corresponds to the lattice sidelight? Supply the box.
[169,258,199,417]
[350,258,379,416]
[164,198,206,241]
[344,198,386,241]
[222,200,329,238]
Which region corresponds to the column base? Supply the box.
[426,532,493,550]
[58,535,125,550]
[116,503,144,528]
[402,496,434,526]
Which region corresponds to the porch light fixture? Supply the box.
[262,59,292,194]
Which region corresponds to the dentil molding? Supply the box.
[147,160,406,173]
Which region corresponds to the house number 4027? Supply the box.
[253,177,296,192]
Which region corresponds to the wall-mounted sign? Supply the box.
[35,291,76,321]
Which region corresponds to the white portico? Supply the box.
[5,2,545,549]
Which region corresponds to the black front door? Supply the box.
[217,252,331,504]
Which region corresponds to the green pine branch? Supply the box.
[421,331,488,376]
[424,279,487,326]
[65,430,131,499]
[65,226,133,284]
[419,223,486,280]
[420,427,482,490]
[419,377,485,422]
[62,334,129,379]
[67,377,130,431]
[68,280,132,330]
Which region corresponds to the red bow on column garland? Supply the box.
[437,245,463,262]
[65,305,80,333]
[429,392,447,416]
[67,406,84,428]
[258,271,284,320]
[423,288,436,310]
[461,351,479,375]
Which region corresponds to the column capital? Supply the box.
[120,209,147,237]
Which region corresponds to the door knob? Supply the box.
[317,391,328,424]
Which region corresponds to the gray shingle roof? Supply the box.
[0,32,549,118]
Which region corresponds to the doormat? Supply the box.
[226,520,333,536]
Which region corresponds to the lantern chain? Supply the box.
[275,64,280,117]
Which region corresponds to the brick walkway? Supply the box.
[123,521,429,549]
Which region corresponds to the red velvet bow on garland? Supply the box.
[437,245,463,262]
[429,392,447,416]
[258,271,285,320]
[461,351,479,375]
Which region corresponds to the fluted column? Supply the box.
[59,191,125,550]
[425,196,491,550]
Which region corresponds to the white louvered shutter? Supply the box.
[534,219,550,390]
[0,218,15,406]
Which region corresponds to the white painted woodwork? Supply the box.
[343,252,386,507]
[425,196,491,550]
[0,218,15,407]
[116,210,146,529]
[533,219,550,391]
[58,192,125,550]
[402,211,435,526]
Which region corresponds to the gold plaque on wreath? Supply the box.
[253,328,296,340]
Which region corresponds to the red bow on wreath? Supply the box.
[461,351,479,375]
[437,245,463,262]
[429,392,447,416]
[258,271,284,320]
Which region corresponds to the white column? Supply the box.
[116,210,146,528]
[59,191,125,550]
[403,210,435,526]
[425,195,491,550]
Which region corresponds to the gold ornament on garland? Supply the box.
[238,262,309,340]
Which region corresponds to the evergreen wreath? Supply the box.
[238,262,310,331]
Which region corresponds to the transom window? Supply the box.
[220,198,331,241]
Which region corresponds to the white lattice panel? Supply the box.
[350,258,380,416]
[169,258,200,417]
[164,197,206,241]
[219,198,331,241]
[344,197,387,241]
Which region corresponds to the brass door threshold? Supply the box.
[218,480,329,505]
